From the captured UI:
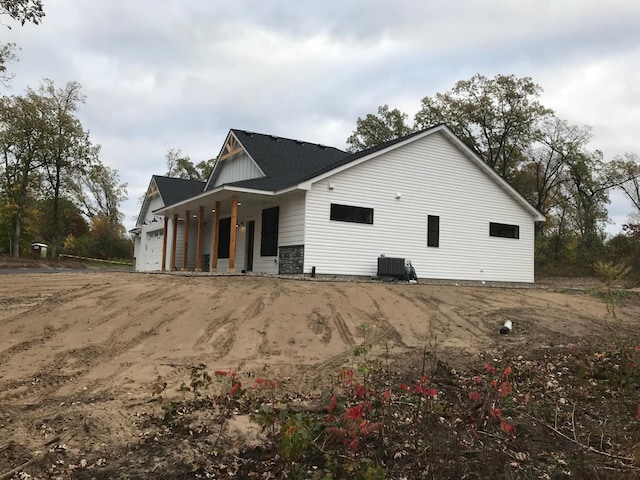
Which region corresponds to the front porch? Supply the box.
[156,189,304,274]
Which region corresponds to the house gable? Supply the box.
[134,175,206,228]
[299,125,544,222]
[134,177,162,228]
[303,129,540,281]
[205,131,265,191]
[204,129,349,194]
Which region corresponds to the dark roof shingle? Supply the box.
[210,127,444,193]
[206,130,349,192]
[153,175,206,206]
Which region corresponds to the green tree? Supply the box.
[513,117,593,235]
[346,104,414,153]
[414,73,553,181]
[70,163,127,226]
[0,79,118,257]
[165,148,215,181]
[35,79,98,256]
[34,196,89,244]
[0,91,48,256]
[562,151,614,259]
[0,0,44,23]
[0,0,45,84]
[611,152,640,215]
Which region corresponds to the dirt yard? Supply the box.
[0,271,639,479]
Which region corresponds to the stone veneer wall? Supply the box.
[278,245,304,274]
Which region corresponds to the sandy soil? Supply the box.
[0,272,638,477]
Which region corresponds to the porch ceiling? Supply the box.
[154,189,284,220]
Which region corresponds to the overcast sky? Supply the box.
[4,0,640,232]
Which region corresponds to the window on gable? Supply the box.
[261,206,279,256]
[217,217,231,258]
[330,204,374,224]
[489,222,519,239]
[427,215,440,247]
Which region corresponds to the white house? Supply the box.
[131,176,205,271]
[131,125,545,282]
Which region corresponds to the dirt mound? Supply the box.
[0,272,638,478]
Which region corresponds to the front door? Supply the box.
[245,220,255,272]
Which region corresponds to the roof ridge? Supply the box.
[231,128,346,153]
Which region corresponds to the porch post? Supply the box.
[195,205,204,272]
[170,214,178,271]
[229,196,238,273]
[161,216,168,272]
[182,210,190,271]
[211,201,220,272]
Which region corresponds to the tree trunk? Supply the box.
[13,205,22,258]
[50,164,61,258]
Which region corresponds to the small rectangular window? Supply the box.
[490,222,519,239]
[330,204,373,224]
[427,215,439,247]
[218,217,231,258]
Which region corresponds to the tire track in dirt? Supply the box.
[0,318,78,368]
[306,309,332,344]
[0,283,104,326]
[310,322,402,378]
[194,312,234,350]
[324,293,355,346]
[1,307,191,403]
[353,290,407,349]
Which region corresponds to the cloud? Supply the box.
[2,0,639,231]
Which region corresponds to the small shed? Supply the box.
[31,243,48,259]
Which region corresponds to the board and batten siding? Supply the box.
[211,152,263,188]
[173,218,186,271]
[303,131,538,282]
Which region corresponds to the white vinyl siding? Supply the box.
[278,191,305,246]
[135,195,166,272]
[303,131,536,282]
[211,152,263,188]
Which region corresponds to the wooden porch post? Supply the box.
[161,216,168,271]
[229,196,238,273]
[182,210,190,271]
[170,214,178,271]
[195,206,204,272]
[211,201,220,272]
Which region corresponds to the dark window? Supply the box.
[490,222,519,239]
[217,217,231,258]
[427,215,440,247]
[330,203,374,224]
[261,206,279,256]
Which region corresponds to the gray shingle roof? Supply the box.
[207,130,349,192]
[153,175,206,205]
[212,127,442,193]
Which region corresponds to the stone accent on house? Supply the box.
[279,245,304,274]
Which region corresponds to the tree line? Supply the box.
[347,74,640,277]
[0,0,130,260]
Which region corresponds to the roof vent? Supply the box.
[270,135,279,141]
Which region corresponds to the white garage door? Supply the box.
[144,230,164,270]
